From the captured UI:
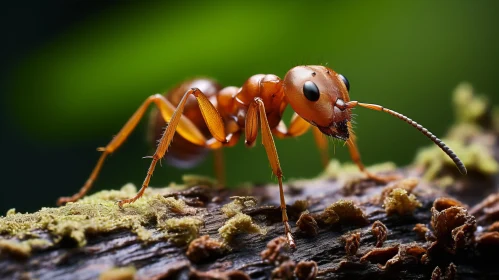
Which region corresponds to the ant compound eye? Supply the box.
[338,74,350,91]
[303,81,320,102]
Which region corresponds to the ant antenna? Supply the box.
[344,101,467,175]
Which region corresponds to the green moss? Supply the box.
[161,217,203,245]
[221,196,257,218]
[99,266,136,280]
[383,188,422,216]
[0,183,194,253]
[218,213,266,243]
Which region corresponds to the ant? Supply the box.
[57,65,467,248]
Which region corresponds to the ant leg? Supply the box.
[346,137,401,183]
[273,112,311,138]
[57,94,209,206]
[118,88,227,207]
[247,97,295,248]
[57,151,109,206]
[273,113,328,168]
[311,126,329,168]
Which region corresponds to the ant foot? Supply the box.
[117,197,137,209]
[286,232,296,249]
[283,221,296,249]
[365,171,402,184]
[117,200,126,209]
[57,196,77,206]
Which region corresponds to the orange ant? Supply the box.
[57,65,467,248]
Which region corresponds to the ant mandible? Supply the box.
[57,65,467,248]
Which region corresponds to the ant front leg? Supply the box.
[311,126,330,168]
[247,98,295,248]
[273,112,330,169]
[346,135,401,183]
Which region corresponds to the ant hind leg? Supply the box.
[117,88,228,208]
[57,93,209,206]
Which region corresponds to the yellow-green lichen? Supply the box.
[218,213,266,243]
[377,178,419,204]
[415,139,499,180]
[182,174,218,188]
[413,82,499,180]
[161,217,203,245]
[291,200,309,213]
[383,188,422,216]
[317,208,340,225]
[6,209,16,217]
[221,196,257,218]
[0,183,195,252]
[0,238,54,259]
[320,159,397,181]
[493,106,499,133]
[453,82,489,124]
[325,199,367,225]
[133,225,153,242]
[99,266,136,280]
[48,220,87,247]
[24,238,52,249]
[445,122,483,142]
[0,239,32,258]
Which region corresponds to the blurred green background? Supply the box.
[1,0,498,214]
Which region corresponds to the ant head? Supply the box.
[283,65,352,140]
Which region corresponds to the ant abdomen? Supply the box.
[148,78,221,168]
